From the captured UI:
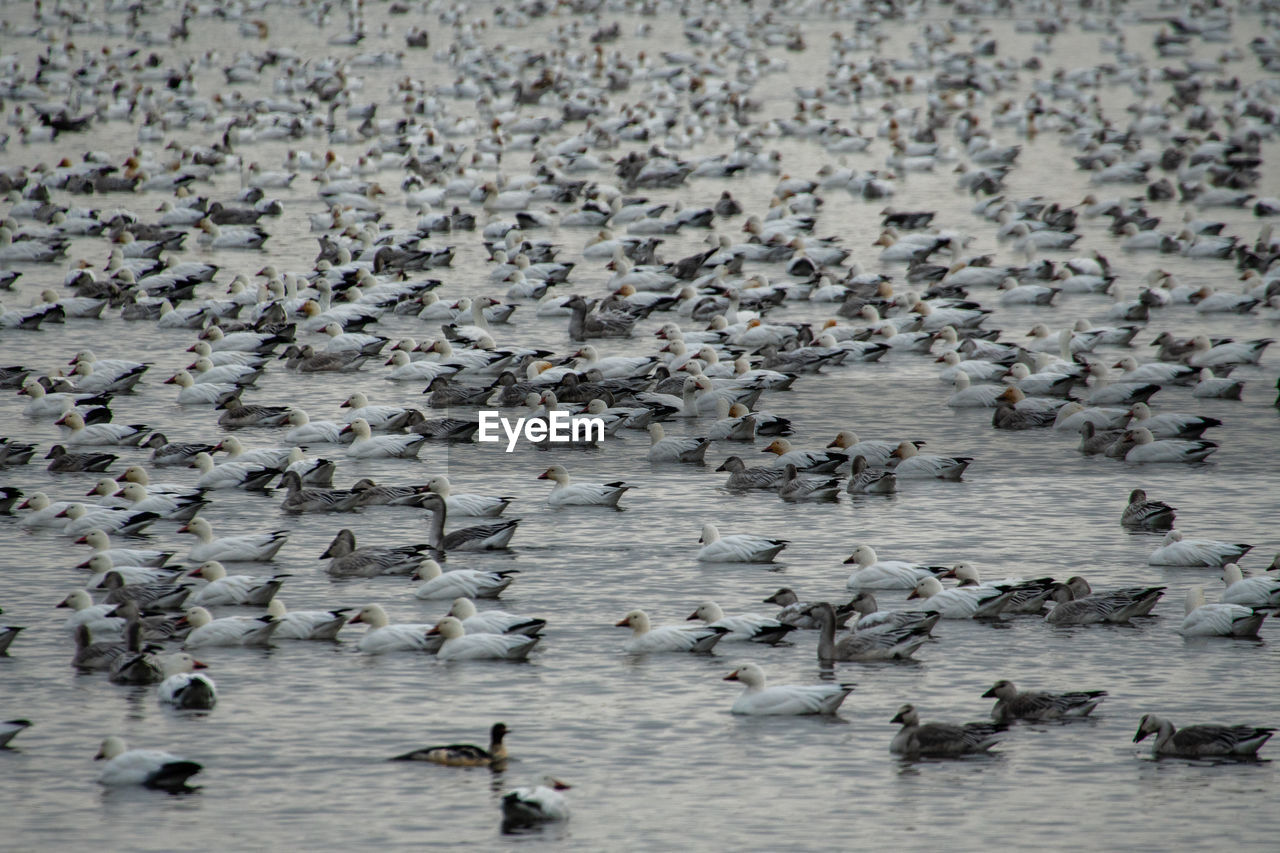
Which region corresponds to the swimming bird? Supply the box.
[537,465,629,507]
[320,529,432,578]
[417,493,519,552]
[845,545,948,589]
[890,704,1002,757]
[687,602,796,645]
[501,777,570,829]
[0,719,31,748]
[1044,578,1165,625]
[1179,586,1266,638]
[1220,563,1280,608]
[264,599,351,641]
[183,607,278,648]
[722,662,853,715]
[697,523,787,563]
[1133,714,1274,758]
[1122,488,1176,529]
[412,560,516,600]
[348,604,436,654]
[907,577,1015,619]
[429,616,540,661]
[95,736,202,791]
[615,609,728,653]
[392,722,509,766]
[982,680,1107,723]
[805,602,930,661]
[1147,530,1251,567]
[447,598,546,636]
[179,518,288,562]
[157,666,217,710]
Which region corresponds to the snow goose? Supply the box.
[0,719,31,748]
[890,704,1002,757]
[761,438,847,473]
[1179,586,1266,638]
[320,529,432,578]
[536,465,629,508]
[806,601,930,661]
[341,418,428,458]
[687,602,796,645]
[164,370,237,405]
[826,431,916,467]
[502,777,570,829]
[417,493,519,552]
[1123,428,1217,464]
[1122,488,1176,529]
[54,411,149,446]
[722,662,853,715]
[845,593,941,635]
[429,616,540,661]
[190,452,281,491]
[1221,563,1280,608]
[179,517,288,562]
[983,680,1107,723]
[697,523,787,563]
[715,456,787,490]
[448,598,546,636]
[647,423,711,464]
[76,528,173,568]
[392,722,509,766]
[1125,402,1220,441]
[17,492,72,529]
[1148,530,1250,567]
[889,441,972,481]
[908,576,1015,619]
[95,736,202,791]
[412,560,516,600]
[1191,368,1244,400]
[615,609,728,653]
[426,476,513,517]
[183,606,278,648]
[946,564,1058,615]
[777,465,841,502]
[348,604,437,654]
[158,665,217,710]
[844,545,947,590]
[283,409,344,444]
[186,561,285,607]
[58,504,160,537]
[58,589,123,635]
[847,456,897,495]
[1133,714,1274,758]
[340,391,416,431]
[111,483,205,522]
[264,599,351,640]
[1044,578,1165,625]
[946,373,1005,408]
[1185,335,1272,369]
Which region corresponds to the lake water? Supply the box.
[2,0,1279,849]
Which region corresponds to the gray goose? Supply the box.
[890,704,1002,757]
[805,602,930,661]
[320,529,434,578]
[982,680,1107,723]
[1133,714,1275,758]
[416,493,519,552]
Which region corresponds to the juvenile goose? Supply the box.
[429,616,541,661]
[847,456,897,495]
[1122,488,1176,529]
[1044,578,1166,625]
[722,662,853,715]
[94,736,202,791]
[417,493,519,552]
[1133,714,1274,758]
[320,529,432,578]
[777,465,841,502]
[687,601,796,645]
[715,456,787,490]
[890,704,1002,757]
[1179,586,1267,638]
[615,609,728,653]
[846,593,941,634]
[697,523,787,563]
[536,465,629,508]
[392,722,509,766]
[412,559,517,600]
[279,471,361,513]
[763,589,857,631]
[805,602,930,661]
[982,680,1107,723]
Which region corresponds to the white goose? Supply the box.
[164,370,237,405]
[183,606,278,648]
[844,545,946,590]
[341,418,427,459]
[722,662,854,715]
[190,452,280,490]
[429,616,540,661]
[58,589,123,634]
[615,609,728,653]
[348,604,435,654]
[1123,428,1218,464]
[537,465,630,508]
[179,518,289,562]
[447,598,547,636]
[425,475,513,517]
[265,599,351,640]
[55,411,149,446]
[687,602,796,645]
[1147,530,1251,567]
[411,559,516,600]
[889,441,973,481]
[697,523,788,563]
[95,736,202,790]
[501,778,571,827]
[157,665,217,710]
[1221,563,1280,608]
[186,561,287,607]
[283,409,344,444]
[907,576,1015,619]
[76,528,174,568]
[1179,586,1266,638]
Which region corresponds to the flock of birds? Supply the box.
[2,0,1280,836]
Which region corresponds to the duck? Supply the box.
[805,601,930,661]
[392,722,509,766]
[697,523,787,563]
[157,665,217,710]
[1122,488,1176,529]
[844,545,947,589]
[907,576,1015,619]
[890,704,1002,757]
[615,609,728,653]
[425,476,513,517]
[348,604,437,654]
[417,493,519,552]
[686,602,796,645]
[320,529,432,578]
[1147,530,1251,567]
[447,598,546,636]
[179,518,289,562]
[412,559,516,600]
[264,599,351,640]
[1220,563,1280,608]
[54,411,149,446]
[501,777,570,828]
[187,561,287,607]
[94,736,202,791]
[982,680,1107,723]
[536,465,629,508]
[183,606,278,648]
[1133,714,1274,758]
[341,418,428,458]
[429,616,540,661]
[1179,586,1266,638]
[722,662,853,715]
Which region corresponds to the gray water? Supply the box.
[2,0,1280,849]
